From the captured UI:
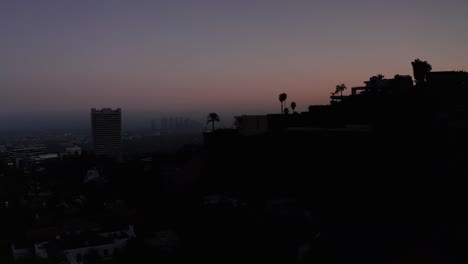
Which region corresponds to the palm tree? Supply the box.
[283,93,287,111]
[279,94,284,113]
[334,84,347,98]
[279,93,287,114]
[207,113,220,132]
[291,102,297,113]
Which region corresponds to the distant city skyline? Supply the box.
[1,1,468,115]
[0,110,244,132]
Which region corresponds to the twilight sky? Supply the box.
[1,0,468,116]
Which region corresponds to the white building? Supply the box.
[8,144,47,160]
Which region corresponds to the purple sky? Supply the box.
[1,0,468,115]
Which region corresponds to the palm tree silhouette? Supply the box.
[291,102,297,113]
[334,84,347,99]
[279,93,287,114]
[207,113,220,132]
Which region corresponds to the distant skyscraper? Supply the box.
[91,108,122,160]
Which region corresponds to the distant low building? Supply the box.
[65,145,82,156]
[12,225,136,263]
[8,144,46,160]
[156,116,203,135]
[7,144,47,168]
[30,154,58,163]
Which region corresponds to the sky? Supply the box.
[1,0,468,128]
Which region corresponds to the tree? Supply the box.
[207,113,220,132]
[283,93,288,111]
[376,74,385,80]
[291,102,297,113]
[284,108,290,114]
[334,84,347,98]
[411,59,432,85]
[279,93,287,114]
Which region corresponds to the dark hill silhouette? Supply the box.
[199,59,468,263]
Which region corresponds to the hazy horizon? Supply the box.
[0,109,256,132]
[2,0,468,130]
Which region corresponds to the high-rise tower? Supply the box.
[91,108,122,160]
